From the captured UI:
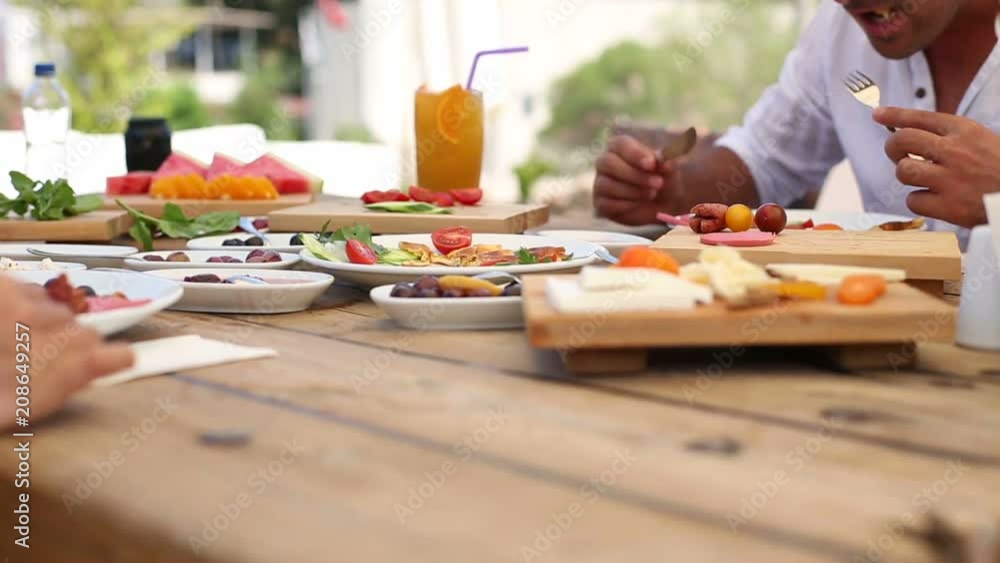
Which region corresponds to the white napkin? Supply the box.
[985,192,1000,260]
[95,335,277,387]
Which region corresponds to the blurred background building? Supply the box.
[0,0,856,207]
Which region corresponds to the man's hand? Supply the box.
[874,107,999,228]
[1,277,134,427]
[593,135,686,225]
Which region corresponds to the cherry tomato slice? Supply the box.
[434,192,455,207]
[346,240,379,265]
[431,226,472,254]
[385,189,411,202]
[450,188,483,206]
[408,186,437,203]
[361,190,389,204]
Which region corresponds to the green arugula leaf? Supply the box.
[116,199,240,248]
[329,223,374,246]
[128,220,155,251]
[32,179,76,220]
[515,247,539,265]
[9,172,37,202]
[69,194,104,215]
[3,172,103,221]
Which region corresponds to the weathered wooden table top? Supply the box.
[3,280,999,563]
[4,213,997,563]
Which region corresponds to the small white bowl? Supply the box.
[146,268,333,314]
[534,230,651,258]
[370,284,523,330]
[7,270,183,335]
[126,250,300,272]
[25,244,138,269]
[187,233,303,253]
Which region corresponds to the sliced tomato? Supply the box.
[431,226,472,254]
[450,188,483,206]
[346,240,379,265]
[361,190,389,204]
[433,192,455,207]
[408,185,437,203]
[384,189,411,202]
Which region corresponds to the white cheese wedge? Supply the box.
[765,263,907,284]
[697,247,772,301]
[578,266,713,304]
[545,278,699,314]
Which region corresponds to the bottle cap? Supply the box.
[34,63,56,77]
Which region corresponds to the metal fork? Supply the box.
[843,70,897,132]
[843,70,926,160]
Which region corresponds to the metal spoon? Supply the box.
[28,248,130,261]
[239,217,271,245]
[593,247,620,265]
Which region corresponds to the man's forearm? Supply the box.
[674,147,761,211]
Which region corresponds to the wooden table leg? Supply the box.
[561,348,649,375]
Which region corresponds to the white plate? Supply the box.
[125,250,301,272]
[782,210,923,231]
[535,230,651,258]
[25,244,138,269]
[301,233,602,287]
[370,285,524,330]
[0,244,38,260]
[146,269,333,314]
[7,270,183,335]
[187,233,303,252]
[0,260,86,272]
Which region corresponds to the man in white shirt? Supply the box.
[594,0,1000,244]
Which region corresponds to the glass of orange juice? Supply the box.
[414,85,484,192]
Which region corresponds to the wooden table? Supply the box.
[4,283,1000,563]
[3,214,998,563]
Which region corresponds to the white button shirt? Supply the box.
[717,1,1000,247]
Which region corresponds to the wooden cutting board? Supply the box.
[267,198,550,234]
[523,274,957,374]
[652,229,962,282]
[0,211,131,242]
[103,194,315,218]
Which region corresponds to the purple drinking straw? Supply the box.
[466,46,530,90]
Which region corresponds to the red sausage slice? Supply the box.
[700,231,777,247]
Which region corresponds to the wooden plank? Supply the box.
[104,313,1000,561]
[268,198,550,234]
[0,210,131,242]
[652,229,963,281]
[232,292,1000,460]
[104,193,314,218]
[1,377,858,563]
[522,275,956,350]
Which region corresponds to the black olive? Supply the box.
[184,274,223,284]
[77,285,96,297]
[244,236,264,247]
[246,249,266,259]
[289,234,304,246]
[222,239,244,247]
[166,252,190,262]
[417,288,441,298]
[143,255,166,262]
[43,278,59,289]
[413,276,439,290]
[502,283,522,297]
[441,289,464,298]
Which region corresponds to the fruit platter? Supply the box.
[103,151,322,217]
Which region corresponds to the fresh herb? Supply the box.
[116,199,240,251]
[1,172,103,221]
[516,248,540,264]
[364,201,452,214]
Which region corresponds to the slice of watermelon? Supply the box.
[238,153,323,195]
[107,172,155,195]
[206,153,245,180]
[154,152,209,180]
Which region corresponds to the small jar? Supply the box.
[125,117,172,172]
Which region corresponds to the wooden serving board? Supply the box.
[0,210,131,242]
[523,275,957,375]
[267,198,550,234]
[102,194,315,218]
[653,229,962,282]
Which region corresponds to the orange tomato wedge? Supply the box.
[837,274,887,305]
[615,247,680,274]
[436,85,469,144]
[813,223,844,231]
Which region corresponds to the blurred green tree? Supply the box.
[134,83,212,131]
[13,0,198,132]
[542,0,798,154]
[227,53,301,140]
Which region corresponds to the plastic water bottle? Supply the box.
[21,63,71,181]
